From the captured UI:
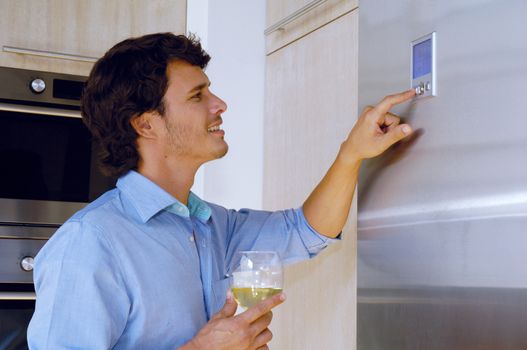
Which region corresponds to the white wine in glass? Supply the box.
[231,251,283,309]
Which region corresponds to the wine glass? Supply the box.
[230,251,283,309]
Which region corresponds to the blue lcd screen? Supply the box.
[413,39,432,79]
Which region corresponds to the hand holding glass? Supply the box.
[231,251,283,309]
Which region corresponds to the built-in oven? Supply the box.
[0,237,47,349]
[0,66,115,349]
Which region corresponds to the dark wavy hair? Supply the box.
[81,32,210,177]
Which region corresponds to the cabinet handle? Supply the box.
[3,45,98,63]
[0,291,36,301]
[264,0,327,35]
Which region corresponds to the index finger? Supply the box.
[236,293,286,324]
[374,89,415,115]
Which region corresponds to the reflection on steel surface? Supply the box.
[358,0,527,348]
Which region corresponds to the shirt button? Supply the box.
[189,235,195,242]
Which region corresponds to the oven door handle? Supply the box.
[0,291,36,300]
[0,101,81,118]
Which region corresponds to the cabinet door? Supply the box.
[264,9,358,350]
[266,0,357,54]
[266,0,312,26]
[0,0,186,76]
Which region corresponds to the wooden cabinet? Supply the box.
[264,2,359,349]
[266,0,313,26]
[266,0,357,54]
[0,0,186,76]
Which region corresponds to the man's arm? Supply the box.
[302,89,415,237]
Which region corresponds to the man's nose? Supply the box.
[211,94,227,115]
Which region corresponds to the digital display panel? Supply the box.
[413,39,432,79]
[53,79,85,101]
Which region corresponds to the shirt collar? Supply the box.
[116,170,211,223]
[165,192,212,222]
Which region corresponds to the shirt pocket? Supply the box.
[211,277,231,315]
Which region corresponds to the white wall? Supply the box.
[187,0,266,210]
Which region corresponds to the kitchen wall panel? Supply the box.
[264,8,358,349]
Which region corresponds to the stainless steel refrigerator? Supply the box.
[358,1,527,349]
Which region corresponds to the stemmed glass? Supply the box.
[230,251,283,309]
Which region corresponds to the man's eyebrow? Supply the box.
[188,82,211,94]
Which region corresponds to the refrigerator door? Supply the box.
[358,1,527,349]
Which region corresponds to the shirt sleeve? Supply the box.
[27,220,130,349]
[217,206,341,273]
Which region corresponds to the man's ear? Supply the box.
[130,112,157,138]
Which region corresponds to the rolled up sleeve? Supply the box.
[215,205,341,271]
[293,207,341,257]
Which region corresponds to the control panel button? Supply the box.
[30,78,46,93]
[415,83,425,95]
[20,256,35,272]
[425,82,431,91]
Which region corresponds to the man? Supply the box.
[27,33,414,349]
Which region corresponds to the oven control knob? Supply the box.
[20,256,35,272]
[30,78,46,93]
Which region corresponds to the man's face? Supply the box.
[159,60,228,164]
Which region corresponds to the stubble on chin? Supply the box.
[164,119,229,160]
[214,143,229,159]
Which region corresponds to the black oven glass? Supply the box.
[0,110,108,202]
[0,300,34,350]
[0,284,35,350]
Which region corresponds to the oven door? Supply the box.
[0,284,35,350]
[0,103,115,226]
[0,234,46,350]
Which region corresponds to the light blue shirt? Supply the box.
[27,170,338,349]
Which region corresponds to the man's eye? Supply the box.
[191,92,202,100]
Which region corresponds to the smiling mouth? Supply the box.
[207,125,222,133]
